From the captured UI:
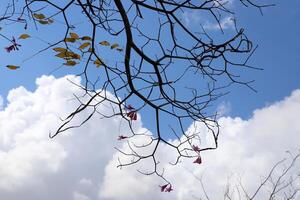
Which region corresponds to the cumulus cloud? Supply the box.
[0,75,299,200]
[0,75,143,200]
[0,95,3,110]
[182,0,235,29]
[100,90,300,200]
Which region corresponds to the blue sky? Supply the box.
[0,0,299,120]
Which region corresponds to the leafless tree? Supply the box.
[192,152,300,200]
[0,0,274,186]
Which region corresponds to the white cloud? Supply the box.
[203,16,235,30]
[0,75,299,200]
[0,95,3,110]
[100,90,300,200]
[0,75,143,199]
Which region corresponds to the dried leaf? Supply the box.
[71,53,81,60]
[33,13,45,20]
[69,32,79,39]
[38,20,49,25]
[79,42,90,50]
[18,34,30,39]
[63,60,77,66]
[111,43,119,49]
[55,52,70,58]
[81,36,92,41]
[94,59,103,67]
[99,41,110,46]
[6,65,20,70]
[64,37,76,43]
[53,47,67,52]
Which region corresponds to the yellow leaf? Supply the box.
[53,47,67,52]
[71,53,81,60]
[81,36,92,41]
[94,59,103,67]
[33,13,45,19]
[63,60,77,66]
[69,32,79,39]
[55,52,69,58]
[88,48,94,52]
[111,43,119,49]
[64,38,76,43]
[18,34,30,39]
[99,41,110,46]
[79,42,90,50]
[6,65,20,70]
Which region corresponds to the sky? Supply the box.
[0,0,300,200]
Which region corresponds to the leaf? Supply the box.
[116,48,123,52]
[81,36,92,41]
[18,34,30,39]
[52,47,67,52]
[79,42,90,50]
[88,47,94,52]
[55,52,70,58]
[94,59,103,67]
[63,60,77,66]
[6,65,20,70]
[69,32,79,39]
[38,20,49,25]
[99,41,110,46]
[64,37,76,43]
[47,19,54,24]
[70,53,81,60]
[33,13,45,20]
[111,43,119,49]
[55,51,80,60]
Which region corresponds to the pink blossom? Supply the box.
[192,145,201,152]
[165,185,173,192]
[193,156,202,165]
[118,135,128,140]
[159,184,168,192]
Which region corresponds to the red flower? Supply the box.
[193,156,202,165]
[192,145,201,152]
[118,135,128,140]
